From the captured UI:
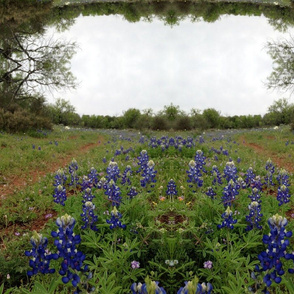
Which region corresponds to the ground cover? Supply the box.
[1,126,294,293]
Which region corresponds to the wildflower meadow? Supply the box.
[1,126,294,293]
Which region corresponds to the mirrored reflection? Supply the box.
[1,1,294,126]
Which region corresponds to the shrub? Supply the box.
[151,116,168,130]
[0,108,52,133]
[174,115,192,130]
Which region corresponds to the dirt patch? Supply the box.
[239,136,294,173]
[0,136,104,201]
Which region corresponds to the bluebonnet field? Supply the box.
[2,127,294,293]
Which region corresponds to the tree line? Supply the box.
[43,99,294,131]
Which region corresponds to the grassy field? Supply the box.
[1,125,294,293]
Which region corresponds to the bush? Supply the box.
[174,116,192,130]
[151,116,168,130]
[0,108,52,133]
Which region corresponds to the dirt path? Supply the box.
[239,136,294,173]
[0,136,104,201]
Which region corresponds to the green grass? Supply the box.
[1,126,294,293]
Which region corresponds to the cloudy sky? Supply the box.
[46,14,294,117]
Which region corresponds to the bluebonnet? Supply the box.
[82,187,95,204]
[149,137,158,148]
[53,184,67,206]
[255,214,294,288]
[106,207,126,229]
[211,165,222,185]
[251,176,263,192]
[222,179,239,207]
[223,161,238,183]
[166,179,177,198]
[80,176,92,191]
[206,187,216,199]
[248,187,261,203]
[277,169,290,186]
[121,165,132,186]
[222,149,229,156]
[187,160,203,191]
[81,201,98,231]
[236,176,247,190]
[277,184,291,206]
[54,168,67,186]
[217,207,237,229]
[105,179,122,207]
[137,150,149,173]
[127,186,138,200]
[194,150,207,173]
[177,277,213,294]
[69,159,79,187]
[106,161,120,183]
[131,278,166,294]
[245,201,263,231]
[198,136,205,144]
[25,231,58,276]
[245,167,256,187]
[265,159,275,187]
[88,167,99,187]
[139,135,147,144]
[51,214,87,290]
[140,160,157,192]
[186,136,195,148]
[97,176,108,190]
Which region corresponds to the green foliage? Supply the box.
[122,108,141,129]
[202,108,221,129]
[0,108,52,133]
[46,98,80,126]
[151,116,168,131]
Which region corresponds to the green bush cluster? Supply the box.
[0,108,52,133]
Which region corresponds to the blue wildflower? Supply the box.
[206,187,216,199]
[51,214,87,289]
[106,161,120,183]
[25,231,58,276]
[187,160,203,191]
[53,184,67,206]
[223,161,237,183]
[140,160,157,192]
[166,179,178,198]
[222,179,239,207]
[105,179,122,207]
[217,207,237,229]
[245,201,263,231]
[81,201,98,231]
[277,184,291,206]
[256,214,293,288]
[106,207,126,229]
[69,159,79,187]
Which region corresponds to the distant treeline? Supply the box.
[43,98,294,131]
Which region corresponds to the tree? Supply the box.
[122,108,141,129]
[266,98,294,125]
[162,103,182,121]
[46,98,77,125]
[203,108,220,128]
[266,35,294,93]
[0,24,76,109]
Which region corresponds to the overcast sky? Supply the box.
[46,14,294,117]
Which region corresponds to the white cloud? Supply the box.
[46,14,294,117]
